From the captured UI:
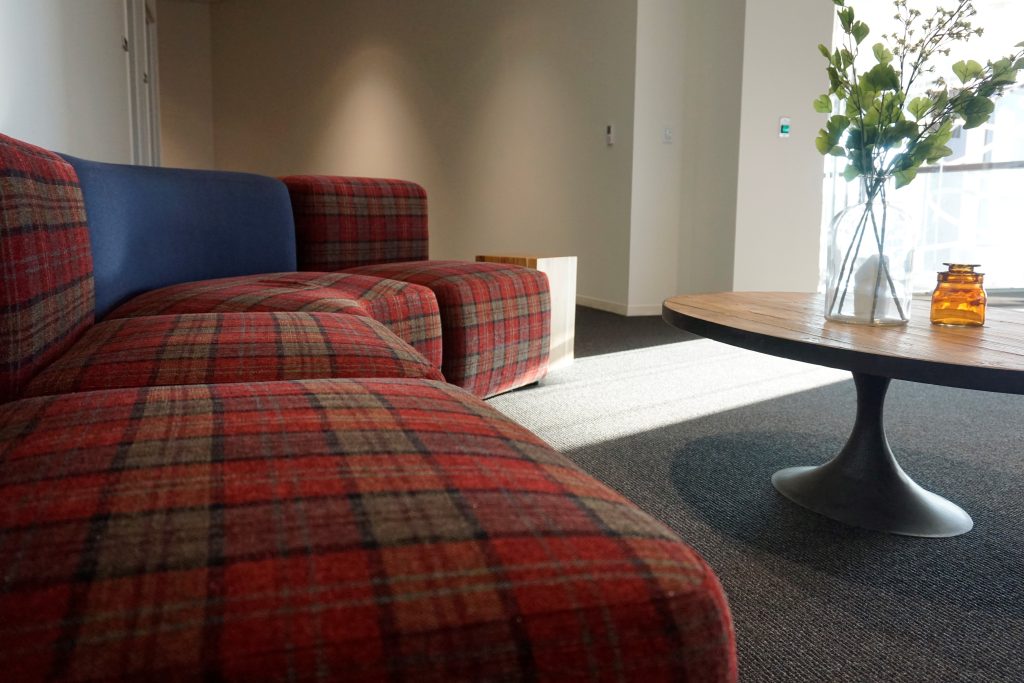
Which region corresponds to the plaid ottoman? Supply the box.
[343,261,551,398]
[24,312,443,397]
[106,271,442,370]
[0,378,736,682]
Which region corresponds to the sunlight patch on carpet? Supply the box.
[488,339,849,452]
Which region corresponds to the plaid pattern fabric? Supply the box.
[344,261,551,398]
[108,271,442,369]
[0,378,736,682]
[24,312,443,397]
[283,175,429,271]
[0,133,95,403]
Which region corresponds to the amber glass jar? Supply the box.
[930,263,987,327]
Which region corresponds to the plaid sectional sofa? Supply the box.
[0,133,737,681]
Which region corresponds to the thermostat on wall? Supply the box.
[779,116,791,138]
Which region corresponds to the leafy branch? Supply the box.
[814,0,1024,199]
[815,0,1022,323]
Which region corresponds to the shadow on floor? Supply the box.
[574,305,698,358]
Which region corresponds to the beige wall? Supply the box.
[627,0,745,314]
[677,0,745,297]
[157,0,215,169]
[158,0,836,306]
[208,0,639,308]
[0,0,132,162]
[733,0,834,292]
[626,0,686,316]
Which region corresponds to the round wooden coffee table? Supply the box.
[663,292,1024,537]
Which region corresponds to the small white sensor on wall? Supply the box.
[779,116,791,138]
[606,124,615,146]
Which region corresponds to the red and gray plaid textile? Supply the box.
[0,378,736,681]
[108,271,442,370]
[24,311,442,397]
[344,261,551,398]
[283,175,428,271]
[0,133,95,403]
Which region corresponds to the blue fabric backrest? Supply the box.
[61,155,298,318]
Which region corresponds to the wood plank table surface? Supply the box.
[662,292,1024,538]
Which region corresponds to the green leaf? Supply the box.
[952,59,984,84]
[815,131,833,155]
[833,0,845,6]
[843,164,861,182]
[851,21,869,45]
[838,8,854,32]
[826,114,849,139]
[872,43,893,66]
[894,168,918,189]
[828,66,842,92]
[840,49,855,68]
[961,96,995,128]
[925,145,954,163]
[885,120,919,145]
[818,43,831,60]
[829,146,846,157]
[907,96,932,120]
[813,95,833,113]
[864,63,900,91]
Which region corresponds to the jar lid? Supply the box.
[942,263,982,274]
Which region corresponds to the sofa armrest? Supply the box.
[282,175,429,271]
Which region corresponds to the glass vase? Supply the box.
[824,189,917,326]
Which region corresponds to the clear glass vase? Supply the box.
[824,187,917,326]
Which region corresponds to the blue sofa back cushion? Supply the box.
[62,155,298,318]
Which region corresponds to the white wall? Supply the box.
[677,0,745,297]
[157,0,214,169]
[627,0,686,316]
[0,0,132,163]
[733,0,834,292]
[626,0,746,314]
[208,0,639,309]
[152,0,831,306]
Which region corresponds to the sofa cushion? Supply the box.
[23,312,442,397]
[344,260,550,398]
[282,175,428,271]
[107,271,442,369]
[0,134,95,404]
[0,378,735,681]
[62,155,298,318]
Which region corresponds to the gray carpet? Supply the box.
[489,306,1024,682]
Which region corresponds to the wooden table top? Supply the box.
[663,292,1024,395]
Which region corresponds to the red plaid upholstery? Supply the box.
[107,271,442,369]
[0,378,736,681]
[344,261,550,398]
[23,312,442,396]
[0,133,95,403]
[283,175,428,271]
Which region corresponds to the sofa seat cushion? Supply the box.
[106,271,442,369]
[0,378,736,682]
[23,312,442,397]
[343,261,550,398]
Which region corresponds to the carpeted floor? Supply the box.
[490,306,1024,682]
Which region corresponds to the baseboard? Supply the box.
[575,296,663,317]
[625,303,662,316]
[576,295,628,315]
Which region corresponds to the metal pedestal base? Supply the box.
[772,373,973,537]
